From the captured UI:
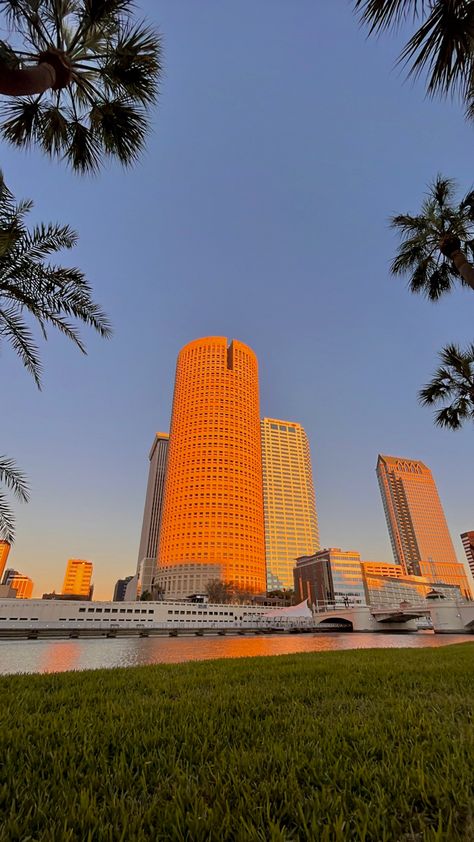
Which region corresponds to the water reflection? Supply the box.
[0,631,472,675]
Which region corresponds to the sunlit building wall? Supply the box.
[5,572,33,599]
[461,532,474,579]
[0,540,11,581]
[62,559,93,599]
[376,454,471,597]
[294,549,366,607]
[157,337,266,598]
[261,418,319,590]
[134,433,169,599]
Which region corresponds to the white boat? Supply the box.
[0,598,314,638]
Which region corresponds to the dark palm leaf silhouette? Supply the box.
[419,343,474,429]
[0,0,162,172]
[0,455,29,543]
[391,175,474,300]
[0,172,111,387]
[354,1,474,117]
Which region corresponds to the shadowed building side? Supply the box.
[134,433,169,599]
[461,532,474,579]
[157,337,266,598]
[261,418,319,590]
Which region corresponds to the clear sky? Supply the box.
[3,1,473,599]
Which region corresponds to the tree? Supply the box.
[206,579,234,604]
[354,1,474,118]
[0,172,111,388]
[0,456,29,543]
[419,343,474,429]
[391,175,474,300]
[0,0,162,172]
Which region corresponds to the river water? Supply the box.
[0,631,472,675]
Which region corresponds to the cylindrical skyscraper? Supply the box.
[157,337,266,598]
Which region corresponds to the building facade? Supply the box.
[62,559,93,599]
[3,570,33,599]
[294,549,366,607]
[361,562,462,607]
[113,576,134,602]
[134,433,169,599]
[261,418,319,590]
[376,454,471,598]
[0,541,11,581]
[157,337,266,598]
[461,532,474,579]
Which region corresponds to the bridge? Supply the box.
[305,601,474,633]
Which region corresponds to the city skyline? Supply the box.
[3,3,473,598]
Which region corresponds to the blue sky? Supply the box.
[3,1,473,598]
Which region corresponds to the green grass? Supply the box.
[1,646,474,841]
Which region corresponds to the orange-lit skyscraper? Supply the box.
[377,455,471,598]
[0,540,11,581]
[62,559,93,599]
[261,418,319,590]
[157,337,266,598]
[3,570,34,598]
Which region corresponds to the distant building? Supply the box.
[157,337,266,598]
[361,562,463,607]
[261,418,319,590]
[134,433,169,599]
[461,532,474,579]
[294,549,366,608]
[4,572,33,599]
[113,576,134,602]
[62,559,93,599]
[376,454,471,598]
[0,540,11,581]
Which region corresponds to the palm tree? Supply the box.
[0,172,111,387]
[0,0,162,172]
[419,343,474,429]
[354,1,474,117]
[391,175,474,299]
[0,456,29,543]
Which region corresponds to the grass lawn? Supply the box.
[1,644,474,841]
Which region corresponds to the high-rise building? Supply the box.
[261,418,319,590]
[377,455,471,598]
[134,433,169,599]
[157,337,266,598]
[3,570,33,599]
[461,532,474,578]
[62,559,93,599]
[294,549,366,607]
[113,575,134,602]
[0,540,11,581]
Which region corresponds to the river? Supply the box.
[0,631,472,675]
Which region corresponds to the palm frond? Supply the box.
[390,174,474,298]
[0,454,29,544]
[0,174,111,384]
[354,0,426,34]
[0,491,16,543]
[0,305,42,386]
[419,342,474,430]
[0,455,29,502]
[90,97,146,164]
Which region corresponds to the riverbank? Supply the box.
[1,645,473,840]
